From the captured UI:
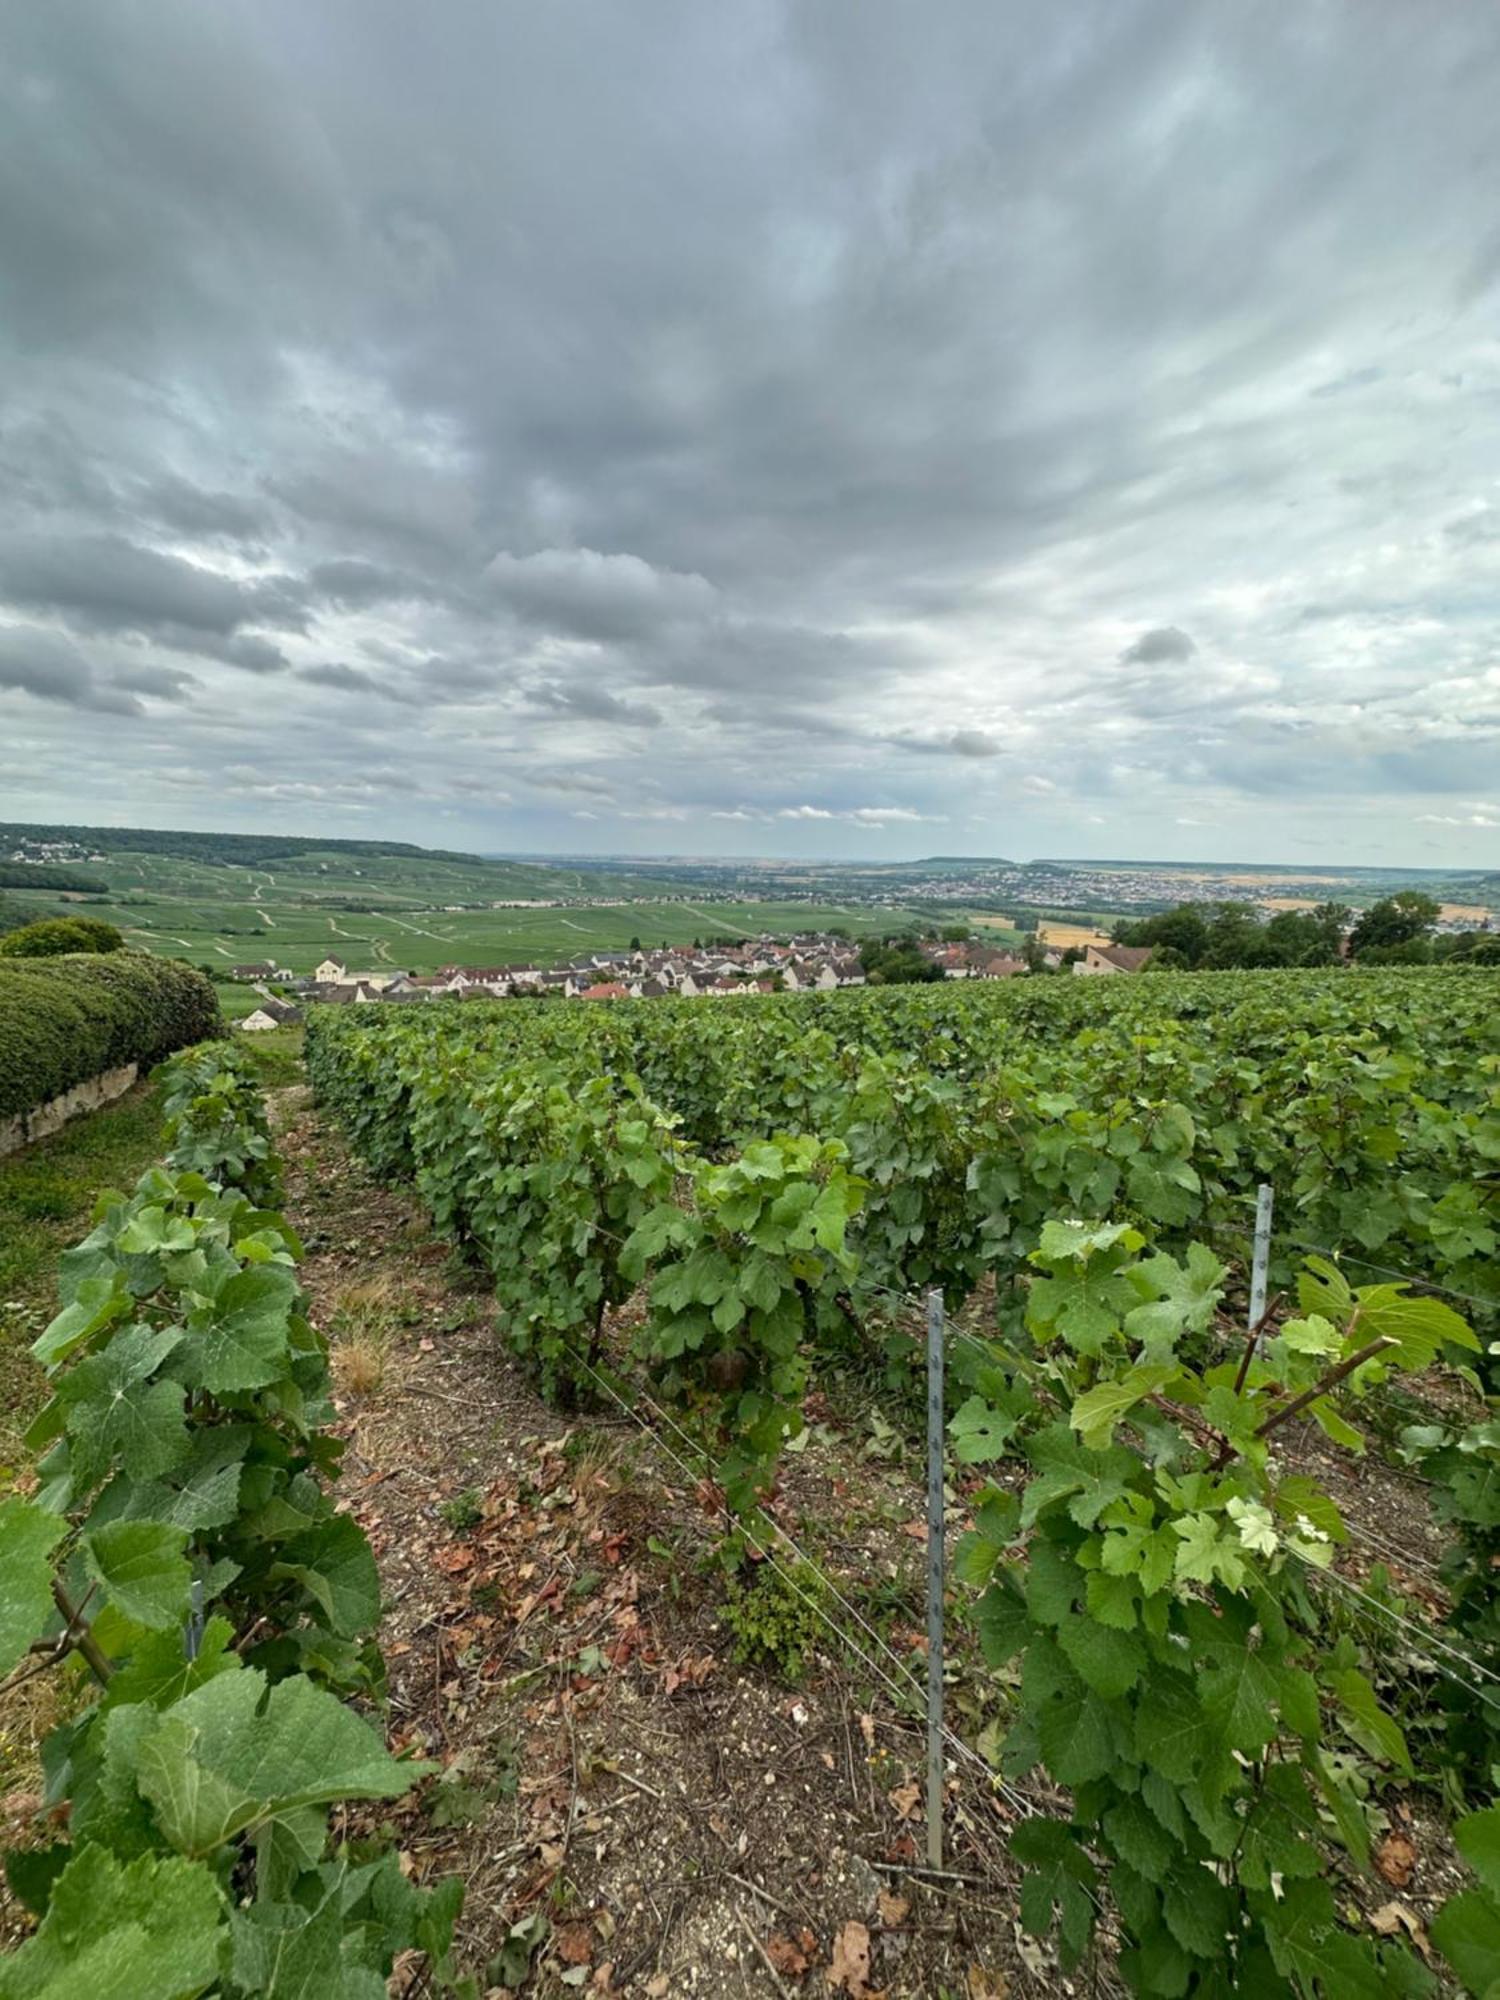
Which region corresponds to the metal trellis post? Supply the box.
[925,1286,945,1870]
[1249,1183,1274,1329]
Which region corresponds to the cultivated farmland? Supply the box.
[296,964,1500,1993]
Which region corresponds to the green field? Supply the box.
[3,842,924,974]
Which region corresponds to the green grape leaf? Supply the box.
[269,1515,381,1639]
[974,1573,1029,1667]
[1199,1640,1280,1756]
[948,1394,1020,1465]
[101,1617,241,1713]
[31,1274,133,1371]
[177,1266,298,1393]
[1352,1287,1479,1365]
[1069,1364,1175,1450]
[228,1869,347,1999]
[1432,1887,1500,1999]
[1123,1244,1226,1360]
[57,1323,188,1489]
[0,1844,225,2000]
[1134,1673,1214,1783]
[1102,1796,1176,1883]
[1027,1258,1138,1356]
[136,1667,431,1857]
[1036,1681,1116,1787]
[0,1498,66,1678]
[1329,1667,1412,1774]
[1172,1511,1247,1591]
[1023,1424,1138,1528]
[1084,1570,1138,1630]
[1455,1807,1500,1900]
[1057,1613,1146,1700]
[1254,1876,1388,1999]
[84,1519,192,1630]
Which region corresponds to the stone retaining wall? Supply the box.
[0,1063,140,1159]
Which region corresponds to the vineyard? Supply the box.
[300,965,1500,1995]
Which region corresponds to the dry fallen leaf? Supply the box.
[889,1781,922,1821]
[876,1888,909,1927]
[1370,1901,1432,1960]
[859,1713,876,1752]
[765,1931,811,1977]
[828,1920,878,1997]
[967,1968,1010,1999]
[1375,1831,1418,1888]
[555,1923,593,1966]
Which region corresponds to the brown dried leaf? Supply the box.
[765,1932,811,1977]
[876,1888,909,1927]
[889,1781,921,1821]
[1375,1831,1418,1888]
[1370,1901,1432,1960]
[828,1920,879,1997]
[555,1922,593,1966]
[858,1714,876,1752]
[967,1969,1010,2000]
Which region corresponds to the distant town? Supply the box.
[229,929,1102,1025]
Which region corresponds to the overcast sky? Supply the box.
[2,3,1499,867]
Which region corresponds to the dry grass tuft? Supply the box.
[327,1275,403,1400]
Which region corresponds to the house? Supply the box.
[580,981,629,1001]
[1075,943,1155,976]
[230,961,277,981]
[238,998,302,1031]
[314,957,346,983]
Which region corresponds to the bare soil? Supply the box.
[277,1088,1053,1998]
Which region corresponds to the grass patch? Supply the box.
[0,1080,165,1477]
[232,1025,305,1089]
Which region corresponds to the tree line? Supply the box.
[1114,891,1500,968]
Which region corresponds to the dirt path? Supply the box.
[274,1088,1041,1998]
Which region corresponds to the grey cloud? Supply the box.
[1119,627,1197,666]
[1445,511,1500,547]
[298,660,421,704]
[141,474,269,543]
[308,559,443,609]
[1,3,1499,861]
[112,662,199,701]
[0,533,303,638]
[528,681,663,728]
[0,625,144,715]
[486,548,716,643]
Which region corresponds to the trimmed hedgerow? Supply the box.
[0,953,221,1120]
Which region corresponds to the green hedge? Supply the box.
[0,952,221,1119]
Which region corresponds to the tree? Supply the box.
[0,915,126,958]
[859,932,945,985]
[1115,904,1211,966]
[941,923,972,942]
[629,934,642,951]
[1349,891,1440,958]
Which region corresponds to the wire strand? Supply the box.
[554,1330,1049,1829]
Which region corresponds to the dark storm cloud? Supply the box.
[1,1,1498,858]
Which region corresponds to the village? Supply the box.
[226,929,1125,1026]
